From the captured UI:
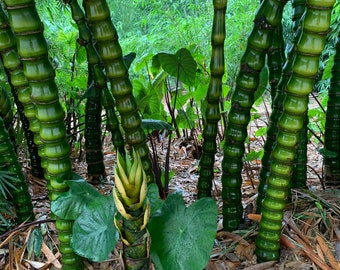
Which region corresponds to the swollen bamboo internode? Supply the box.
[0,6,44,178]
[256,0,305,212]
[197,0,226,198]
[0,116,34,223]
[3,0,83,268]
[323,30,340,187]
[66,0,106,182]
[222,0,287,231]
[83,0,154,183]
[255,0,335,262]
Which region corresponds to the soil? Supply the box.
[1,98,340,270]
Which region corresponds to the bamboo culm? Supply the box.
[0,87,15,147]
[0,6,44,178]
[221,0,287,231]
[267,26,285,102]
[290,0,308,189]
[0,115,34,223]
[255,0,335,261]
[256,0,306,213]
[83,0,154,183]
[102,87,126,157]
[3,0,83,268]
[65,0,106,182]
[323,29,340,187]
[197,0,227,198]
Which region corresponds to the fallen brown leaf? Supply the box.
[316,234,340,270]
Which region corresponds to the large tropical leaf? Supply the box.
[123,52,137,70]
[158,48,197,86]
[138,91,162,115]
[142,119,173,131]
[51,176,103,220]
[147,183,164,217]
[71,195,118,262]
[148,192,218,270]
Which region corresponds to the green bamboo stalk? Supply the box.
[3,0,83,268]
[290,0,308,189]
[291,114,308,188]
[82,0,154,183]
[64,0,106,183]
[102,87,126,157]
[267,25,285,102]
[0,87,15,146]
[113,150,150,270]
[222,0,287,231]
[0,6,44,178]
[256,0,306,213]
[0,115,34,223]
[197,0,226,198]
[84,71,105,182]
[292,0,307,33]
[255,0,334,261]
[323,29,340,187]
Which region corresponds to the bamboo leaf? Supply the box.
[158,48,197,86]
[148,192,217,270]
[71,196,118,262]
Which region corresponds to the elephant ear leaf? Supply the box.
[148,192,218,270]
[123,52,137,70]
[71,195,118,262]
[157,48,197,86]
[51,175,103,220]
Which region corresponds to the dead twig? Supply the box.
[0,219,55,241]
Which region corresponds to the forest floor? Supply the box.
[1,98,340,270]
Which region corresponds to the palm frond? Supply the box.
[0,170,18,199]
[0,196,15,233]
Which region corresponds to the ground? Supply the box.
[1,99,340,269]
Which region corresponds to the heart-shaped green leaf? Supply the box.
[123,52,137,70]
[148,192,217,270]
[158,48,197,86]
[51,178,103,220]
[71,195,118,262]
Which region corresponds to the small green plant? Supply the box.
[51,173,118,262]
[52,150,218,269]
[315,201,331,229]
